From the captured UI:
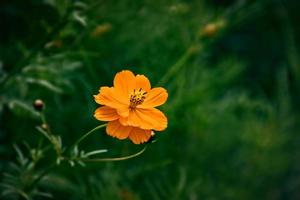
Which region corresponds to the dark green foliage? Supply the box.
[1,0,300,199]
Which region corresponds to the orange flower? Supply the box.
[94,70,168,144]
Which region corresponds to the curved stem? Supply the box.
[82,145,148,162]
[29,124,107,192]
[70,123,107,150]
[40,111,53,136]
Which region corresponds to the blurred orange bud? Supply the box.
[202,23,218,36]
[91,23,112,38]
[199,19,226,38]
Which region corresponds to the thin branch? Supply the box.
[82,145,148,162]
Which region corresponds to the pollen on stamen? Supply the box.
[129,88,147,108]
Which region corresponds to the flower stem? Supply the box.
[70,123,107,149]
[82,145,148,162]
[157,45,200,86]
[40,112,46,124]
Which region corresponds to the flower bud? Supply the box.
[91,23,112,38]
[41,123,49,130]
[33,99,44,111]
[203,23,218,36]
[146,131,156,144]
[199,19,226,38]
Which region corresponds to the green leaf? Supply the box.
[72,11,87,27]
[8,100,39,118]
[25,78,63,93]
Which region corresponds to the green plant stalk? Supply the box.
[40,112,47,125]
[32,109,141,193]
[36,126,52,142]
[28,133,147,193]
[39,111,53,138]
[82,145,148,162]
[157,45,200,86]
[29,124,107,192]
[70,123,107,150]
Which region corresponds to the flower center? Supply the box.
[129,88,147,108]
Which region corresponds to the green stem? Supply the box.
[30,124,107,192]
[39,111,53,136]
[157,46,200,86]
[40,112,47,125]
[82,145,148,162]
[70,123,107,149]
[36,126,52,142]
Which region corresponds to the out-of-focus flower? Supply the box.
[199,19,226,37]
[202,23,218,36]
[94,70,168,144]
[90,23,112,38]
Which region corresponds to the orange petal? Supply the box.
[113,70,136,97]
[120,108,167,131]
[94,87,130,117]
[94,106,119,121]
[106,120,132,140]
[115,106,130,118]
[119,116,130,126]
[129,128,152,144]
[138,87,168,108]
[135,74,151,92]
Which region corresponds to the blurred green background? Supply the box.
[1,0,300,199]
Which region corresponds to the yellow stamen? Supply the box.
[130,88,147,108]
